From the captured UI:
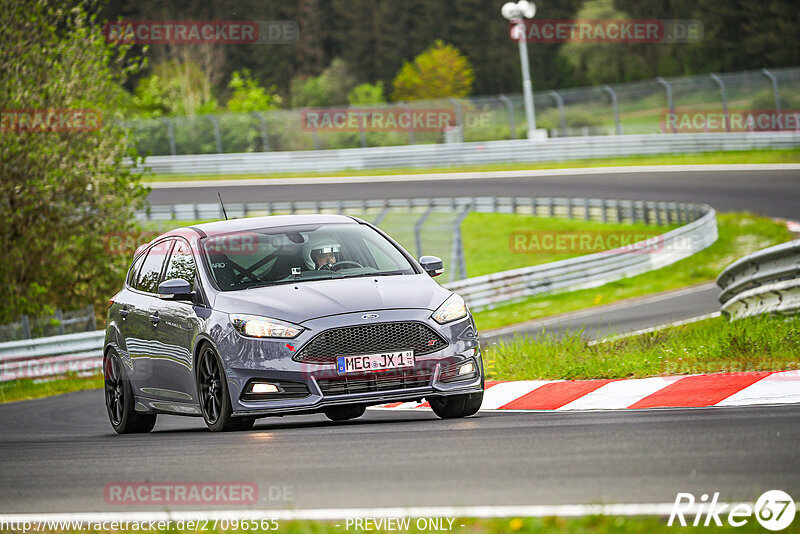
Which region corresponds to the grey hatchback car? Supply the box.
[104,214,484,433]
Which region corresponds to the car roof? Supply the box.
[184,213,359,236]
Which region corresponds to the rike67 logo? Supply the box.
[669,490,796,531]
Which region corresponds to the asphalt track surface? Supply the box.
[1,390,799,513]
[146,168,800,219]
[480,283,721,342]
[147,167,799,337]
[1,168,797,515]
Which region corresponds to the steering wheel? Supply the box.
[328,260,363,271]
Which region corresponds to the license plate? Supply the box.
[336,350,414,374]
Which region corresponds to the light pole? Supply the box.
[501,1,538,139]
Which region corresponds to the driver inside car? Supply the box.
[305,237,342,270]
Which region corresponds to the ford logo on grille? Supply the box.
[362,313,380,319]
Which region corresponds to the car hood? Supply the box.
[211,274,452,324]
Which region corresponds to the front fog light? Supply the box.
[250,382,280,394]
[458,361,475,375]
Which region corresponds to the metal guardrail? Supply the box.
[448,202,717,310]
[135,132,800,175]
[0,305,95,342]
[141,196,717,311]
[0,331,104,382]
[716,240,800,319]
[138,196,710,284]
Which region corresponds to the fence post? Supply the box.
[657,77,676,133]
[163,118,177,155]
[54,309,64,336]
[21,315,31,339]
[303,108,320,150]
[548,91,567,135]
[603,85,622,135]
[498,94,516,139]
[373,205,390,226]
[400,102,416,145]
[448,97,464,143]
[450,208,471,282]
[710,74,731,132]
[414,206,434,258]
[252,112,271,151]
[85,304,96,331]
[206,115,223,153]
[761,69,781,112]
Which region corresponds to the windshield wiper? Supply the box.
[243,274,346,289]
[341,270,407,279]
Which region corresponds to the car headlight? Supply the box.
[229,314,304,338]
[431,293,468,324]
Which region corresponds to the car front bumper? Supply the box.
[216,308,483,417]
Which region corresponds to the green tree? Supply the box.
[226,69,282,113]
[289,58,358,107]
[391,40,474,101]
[348,81,385,105]
[126,60,219,117]
[559,0,649,85]
[0,0,149,323]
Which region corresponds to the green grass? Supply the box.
[473,212,794,332]
[22,515,781,533]
[0,373,103,404]
[484,315,800,381]
[463,212,675,277]
[140,148,800,182]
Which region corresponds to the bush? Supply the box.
[391,41,474,101]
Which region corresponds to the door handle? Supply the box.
[120,306,130,319]
[149,311,160,325]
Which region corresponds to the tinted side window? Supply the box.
[126,253,146,287]
[135,241,170,293]
[164,240,197,286]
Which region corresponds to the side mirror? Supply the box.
[419,256,444,278]
[157,278,194,301]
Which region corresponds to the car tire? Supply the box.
[429,391,483,419]
[323,405,367,421]
[104,350,157,434]
[197,344,252,432]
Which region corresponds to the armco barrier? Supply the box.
[447,203,717,310]
[134,132,800,175]
[139,196,717,311]
[0,331,104,382]
[717,240,800,319]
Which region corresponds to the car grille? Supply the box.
[293,321,448,364]
[317,368,433,396]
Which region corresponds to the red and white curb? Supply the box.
[373,371,800,411]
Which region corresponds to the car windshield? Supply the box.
[200,222,416,291]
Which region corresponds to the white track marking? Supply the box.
[0,502,737,522]
[480,380,555,409]
[147,164,800,189]
[555,376,687,410]
[716,371,800,406]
